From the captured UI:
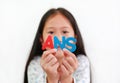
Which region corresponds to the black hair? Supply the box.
[24,7,88,83]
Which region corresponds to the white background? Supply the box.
[0,0,120,83]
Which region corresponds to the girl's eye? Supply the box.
[63,31,69,34]
[48,31,54,34]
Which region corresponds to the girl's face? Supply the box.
[41,13,75,46]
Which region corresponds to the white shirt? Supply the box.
[27,54,90,83]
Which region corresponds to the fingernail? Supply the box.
[57,46,61,50]
[63,48,67,51]
[54,48,57,51]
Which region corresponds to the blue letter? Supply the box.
[66,37,76,52]
[54,36,65,49]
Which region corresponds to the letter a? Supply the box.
[42,35,54,50]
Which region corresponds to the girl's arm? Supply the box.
[27,56,47,83]
[73,55,90,83]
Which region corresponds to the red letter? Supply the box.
[42,35,54,50]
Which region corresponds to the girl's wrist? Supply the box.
[47,76,59,83]
[61,76,73,83]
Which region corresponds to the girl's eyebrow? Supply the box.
[47,26,69,29]
[47,27,55,29]
[61,27,69,29]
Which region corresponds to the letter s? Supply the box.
[66,37,76,52]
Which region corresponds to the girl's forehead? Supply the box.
[44,13,72,28]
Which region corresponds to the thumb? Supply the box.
[55,47,64,64]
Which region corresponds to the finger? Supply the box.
[44,54,55,63]
[47,55,58,66]
[66,56,75,66]
[60,64,69,76]
[63,48,77,62]
[62,60,73,74]
[55,48,64,56]
[40,54,54,66]
[42,49,57,59]
[42,57,58,72]
[66,57,78,70]
[58,49,64,54]
[55,48,64,61]
[53,61,59,69]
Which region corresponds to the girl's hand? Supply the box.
[55,47,64,65]
[59,48,78,83]
[40,49,59,83]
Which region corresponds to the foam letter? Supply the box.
[66,37,76,52]
[42,35,54,50]
[54,36,65,49]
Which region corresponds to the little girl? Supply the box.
[24,8,91,83]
